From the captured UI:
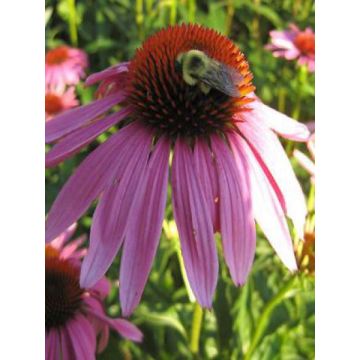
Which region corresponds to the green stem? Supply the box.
[190,302,203,354]
[188,0,196,23]
[305,182,315,233]
[244,276,298,360]
[67,0,78,46]
[292,65,308,120]
[136,0,145,41]
[169,0,177,25]
[225,0,234,36]
[176,245,196,303]
[307,182,315,213]
[277,87,287,113]
[287,65,308,154]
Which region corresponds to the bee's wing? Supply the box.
[200,61,243,97]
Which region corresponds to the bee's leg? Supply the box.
[199,82,211,95]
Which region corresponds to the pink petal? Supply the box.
[240,115,307,238]
[250,99,310,141]
[293,149,315,176]
[85,62,129,86]
[171,140,218,308]
[60,234,87,260]
[49,223,77,249]
[120,137,170,316]
[46,107,131,167]
[270,37,297,51]
[193,139,220,231]
[65,315,96,360]
[96,324,109,353]
[91,277,111,300]
[46,92,125,143]
[306,121,315,133]
[59,328,77,360]
[80,125,154,288]
[307,133,315,159]
[212,135,256,285]
[45,122,142,242]
[45,329,61,360]
[235,135,297,271]
[108,319,143,342]
[82,297,110,352]
[85,297,143,342]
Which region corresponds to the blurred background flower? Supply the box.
[45,45,88,88]
[45,224,142,359]
[266,24,315,72]
[45,85,78,121]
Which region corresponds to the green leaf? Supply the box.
[135,307,188,340]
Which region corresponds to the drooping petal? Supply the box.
[85,62,129,86]
[80,125,154,288]
[234,135,297,271]
[91,277,111,300]
[45,329,61,360]
[239,114,307,238]
[65,315,96,360]
[46,107,131,167]
[212,135,256,285]
[171,140,218,308]
[249,99,310,141]
[120,137,170,316]
[46,92,125,143]
[85,297,143,343]
[45,122,141,242]
[96,324,109,354]
[193,139,220,231]
[59,328,77,360]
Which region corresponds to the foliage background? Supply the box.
[45,0,315,358]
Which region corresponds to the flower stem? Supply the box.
[277,87,287,113]
[305,182,315,233]
[176,244,196,303]
[292,65,308,120]
[287,65,308,154]
[169,0,177,25]
[187,0,196,23]
[244,276,299,360]
[136,0,145,41]
[190,302,203,354]
[67,0,78,46]
[225,0,234,36]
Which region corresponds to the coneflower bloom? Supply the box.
[294,122,315,183]
[45,85,79,121]
[45,45,88,88]
[266,24,315,72]
[46,224,142,359]
[45,24,310,316]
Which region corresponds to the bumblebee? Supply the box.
[176,49,243,97]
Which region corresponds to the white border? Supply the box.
[316,0,360,358]
[0,1,44,358]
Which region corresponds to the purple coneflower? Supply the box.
[46,224,142,359]
[266,24,315,72]
[45,24,310,316]
[45,85,79,121]
[45,46,88,88]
